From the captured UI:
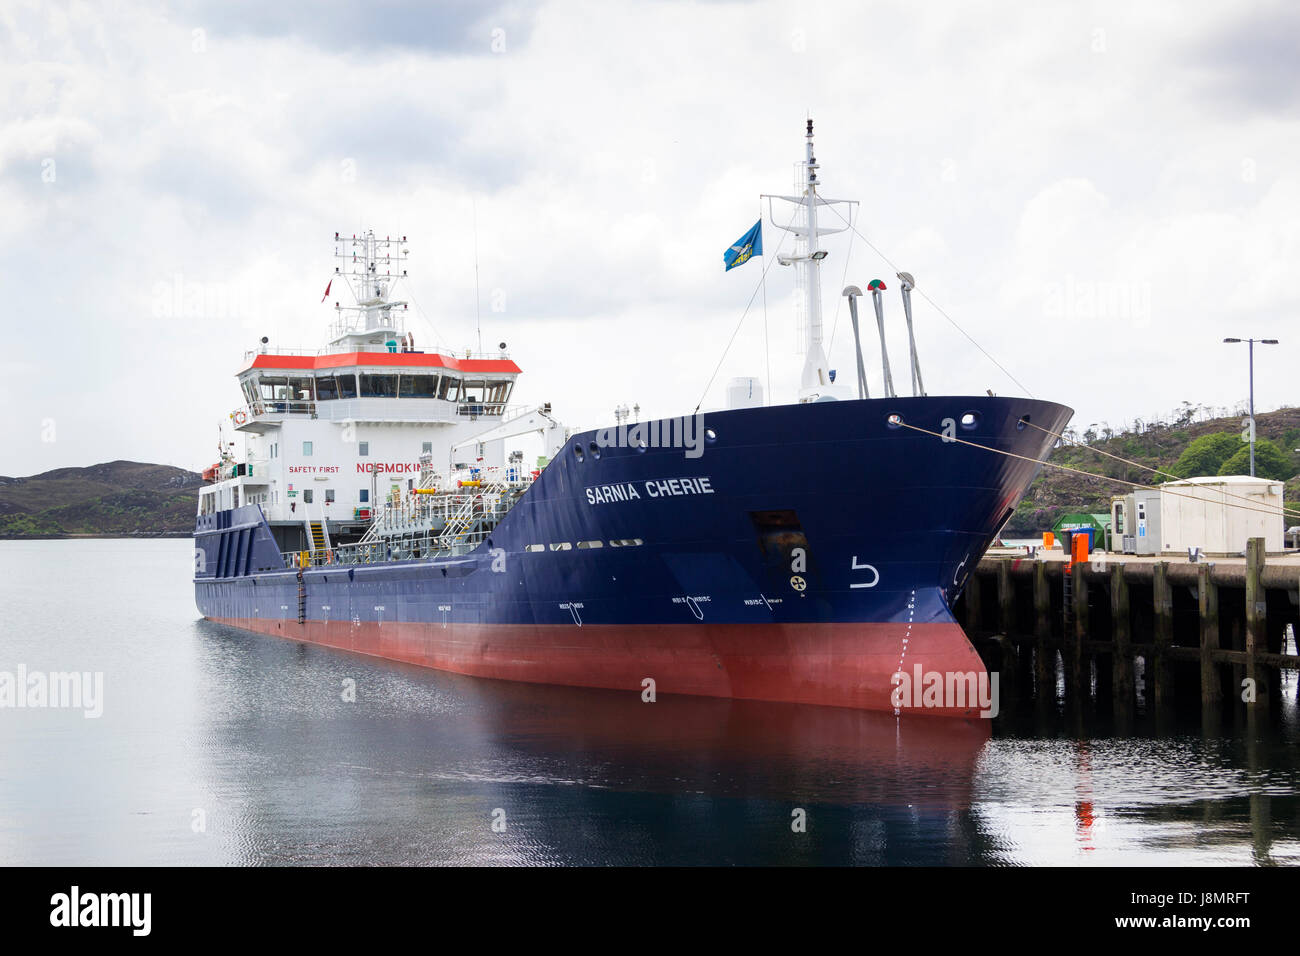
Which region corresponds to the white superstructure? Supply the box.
[199,231,567,555]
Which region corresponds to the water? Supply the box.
[1,539,1297,866]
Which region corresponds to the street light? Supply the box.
[1222,337,1280,476]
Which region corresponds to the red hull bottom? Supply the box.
[207,616,991,717]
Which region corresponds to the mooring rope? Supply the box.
[895,420,1300,523]
[1018,419,1300,520]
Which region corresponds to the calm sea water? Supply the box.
[1,539,1297,866]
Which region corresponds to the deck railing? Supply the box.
[281,529,492,569]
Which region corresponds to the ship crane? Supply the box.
[449,404,568,464]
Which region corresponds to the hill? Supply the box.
[1004,406,1300,535]
[0,461,202,538]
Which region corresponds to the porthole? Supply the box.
[960,411,980,430]
[573,443,585,462]
[705,428,717,443]
[1017,414,1031,432]
[886,413,904,429]
[635,439,648,453]
[588,440,602,460]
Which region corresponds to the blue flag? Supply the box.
[723,220,763,271]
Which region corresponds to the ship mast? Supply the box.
[764,120,855,403]
[329,230,411,348]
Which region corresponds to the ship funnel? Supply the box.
[841,286,869,400]
[867,280,895,398]
[896,272,926,396]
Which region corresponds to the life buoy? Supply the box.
[233,410,248,426]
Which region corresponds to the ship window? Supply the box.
[422,442,432,455]
[360,374,398,398]
[401,374,439,398]
[548,542,572,551]
[487,380,513,405]
[525,544,545,552]
[289,377,314,401]
[461,381,486,403]
[325,489,335,503]
[359,442,369,456]
[609,539,644,547]
[439,376,460,401]
[303,489,313,504]
[336,373,358,399]
[258,376,289,400]
[577,540,604,549]
[316,375,339,401]
[359,489,369,503]
[303,441,313,456]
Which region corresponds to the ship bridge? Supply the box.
[232,348,520,430]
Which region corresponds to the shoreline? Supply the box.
[0,532,193,541]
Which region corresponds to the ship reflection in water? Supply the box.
[190,619,992,866]
[180,617,1300,866]
[2,540,1299,866]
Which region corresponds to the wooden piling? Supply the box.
[1152,561,1173,708]
[1198,563,1221,707]
[1071,564,1089,698]
[996,633,1017,711]
[1034,560,1052,691]
[1245,537,1266,709]
[965,573,982,633]
[1111,563,1133,709]
[998,560,1014,636]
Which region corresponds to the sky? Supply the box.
[4,0,1299,475]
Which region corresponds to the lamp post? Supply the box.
[1222,337,1280,477]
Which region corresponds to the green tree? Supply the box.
[1171,431,1242,478]
[1217,438,1295,480]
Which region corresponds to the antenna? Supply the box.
[472,197,482,356]
[329,230,410,346]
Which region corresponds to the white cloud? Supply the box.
[3,0,1298,475]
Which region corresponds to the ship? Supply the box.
[194,121,1073,716]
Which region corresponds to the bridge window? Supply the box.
[461,380,486,404]
[258,375,289,400]
[488,380,513,404]
[316,375,339,400]
[360,374,398,398]
[439,376,461,402]
[400,374,439,398]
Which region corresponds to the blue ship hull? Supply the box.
[195,395,1071,713]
